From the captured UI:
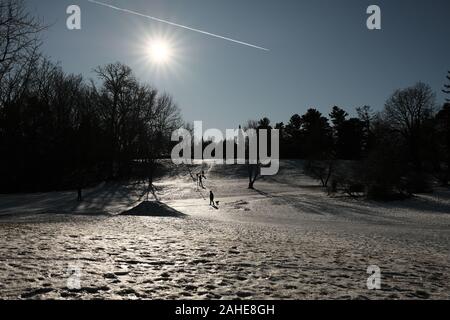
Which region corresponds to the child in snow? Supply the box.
[77,187,82,202]
[210,191,215,207]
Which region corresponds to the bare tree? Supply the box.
[244,119,261,189]
[304,160,334,189]
[247,164,260,189]
[141,91,181,195]
[384,82,436,169]
[153,93,182,138]
[245,119,258,131]
[93,63,138,176]
[443,71,450,102]
[0,0,47,105]
[384,82,436,137]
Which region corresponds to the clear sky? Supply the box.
[27,0,450,130]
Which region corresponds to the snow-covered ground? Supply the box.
[0,160,448,299]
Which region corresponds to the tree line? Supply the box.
[247,79,450,199]
[1,1,449,200]
[0,1,181,192]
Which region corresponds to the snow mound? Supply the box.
[120,201,185,217]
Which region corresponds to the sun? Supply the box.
[135,32,182,76]
[148,39,173,64]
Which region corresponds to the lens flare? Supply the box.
[148,39,172,65]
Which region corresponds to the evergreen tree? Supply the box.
[301,109,332,159]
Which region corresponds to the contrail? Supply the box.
[87,0,269,51]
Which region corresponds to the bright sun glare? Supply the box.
[148,39,172,64]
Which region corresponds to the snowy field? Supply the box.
[0,160,448,300]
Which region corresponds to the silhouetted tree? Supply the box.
[274,122,288,157]
[257,117,272,129]
[244,119,261,189]
[443,71,450,102]
[304,160,334,188]
[384,82,436,171]
[301,108,332,159]
[338,118,365,160]
[274,122,284,131]
[93,63,137,177]
[356,105,375,155]
[436,103,450,185]
[362,119,408,199]
[247,164,260,189]
[284,114,302,158]
[329,106,348,128]
[0,56,182,192]
[329,106,350,159]
[0,0,48,114]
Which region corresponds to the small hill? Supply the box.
[120,201,185,217]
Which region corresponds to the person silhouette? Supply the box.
[77,186,82,202]
[209,191,215,207]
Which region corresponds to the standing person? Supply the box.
[77,186,82,202]
[195,173,200,189]
[76,171,84,202]
[209,191,215,207]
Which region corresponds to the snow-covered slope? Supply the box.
[0,160,449,299]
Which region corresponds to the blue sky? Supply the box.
[28,0,450,130]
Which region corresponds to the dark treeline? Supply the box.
[247,80,450,199]
[1,1,449,200]
[0,0,181,193]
